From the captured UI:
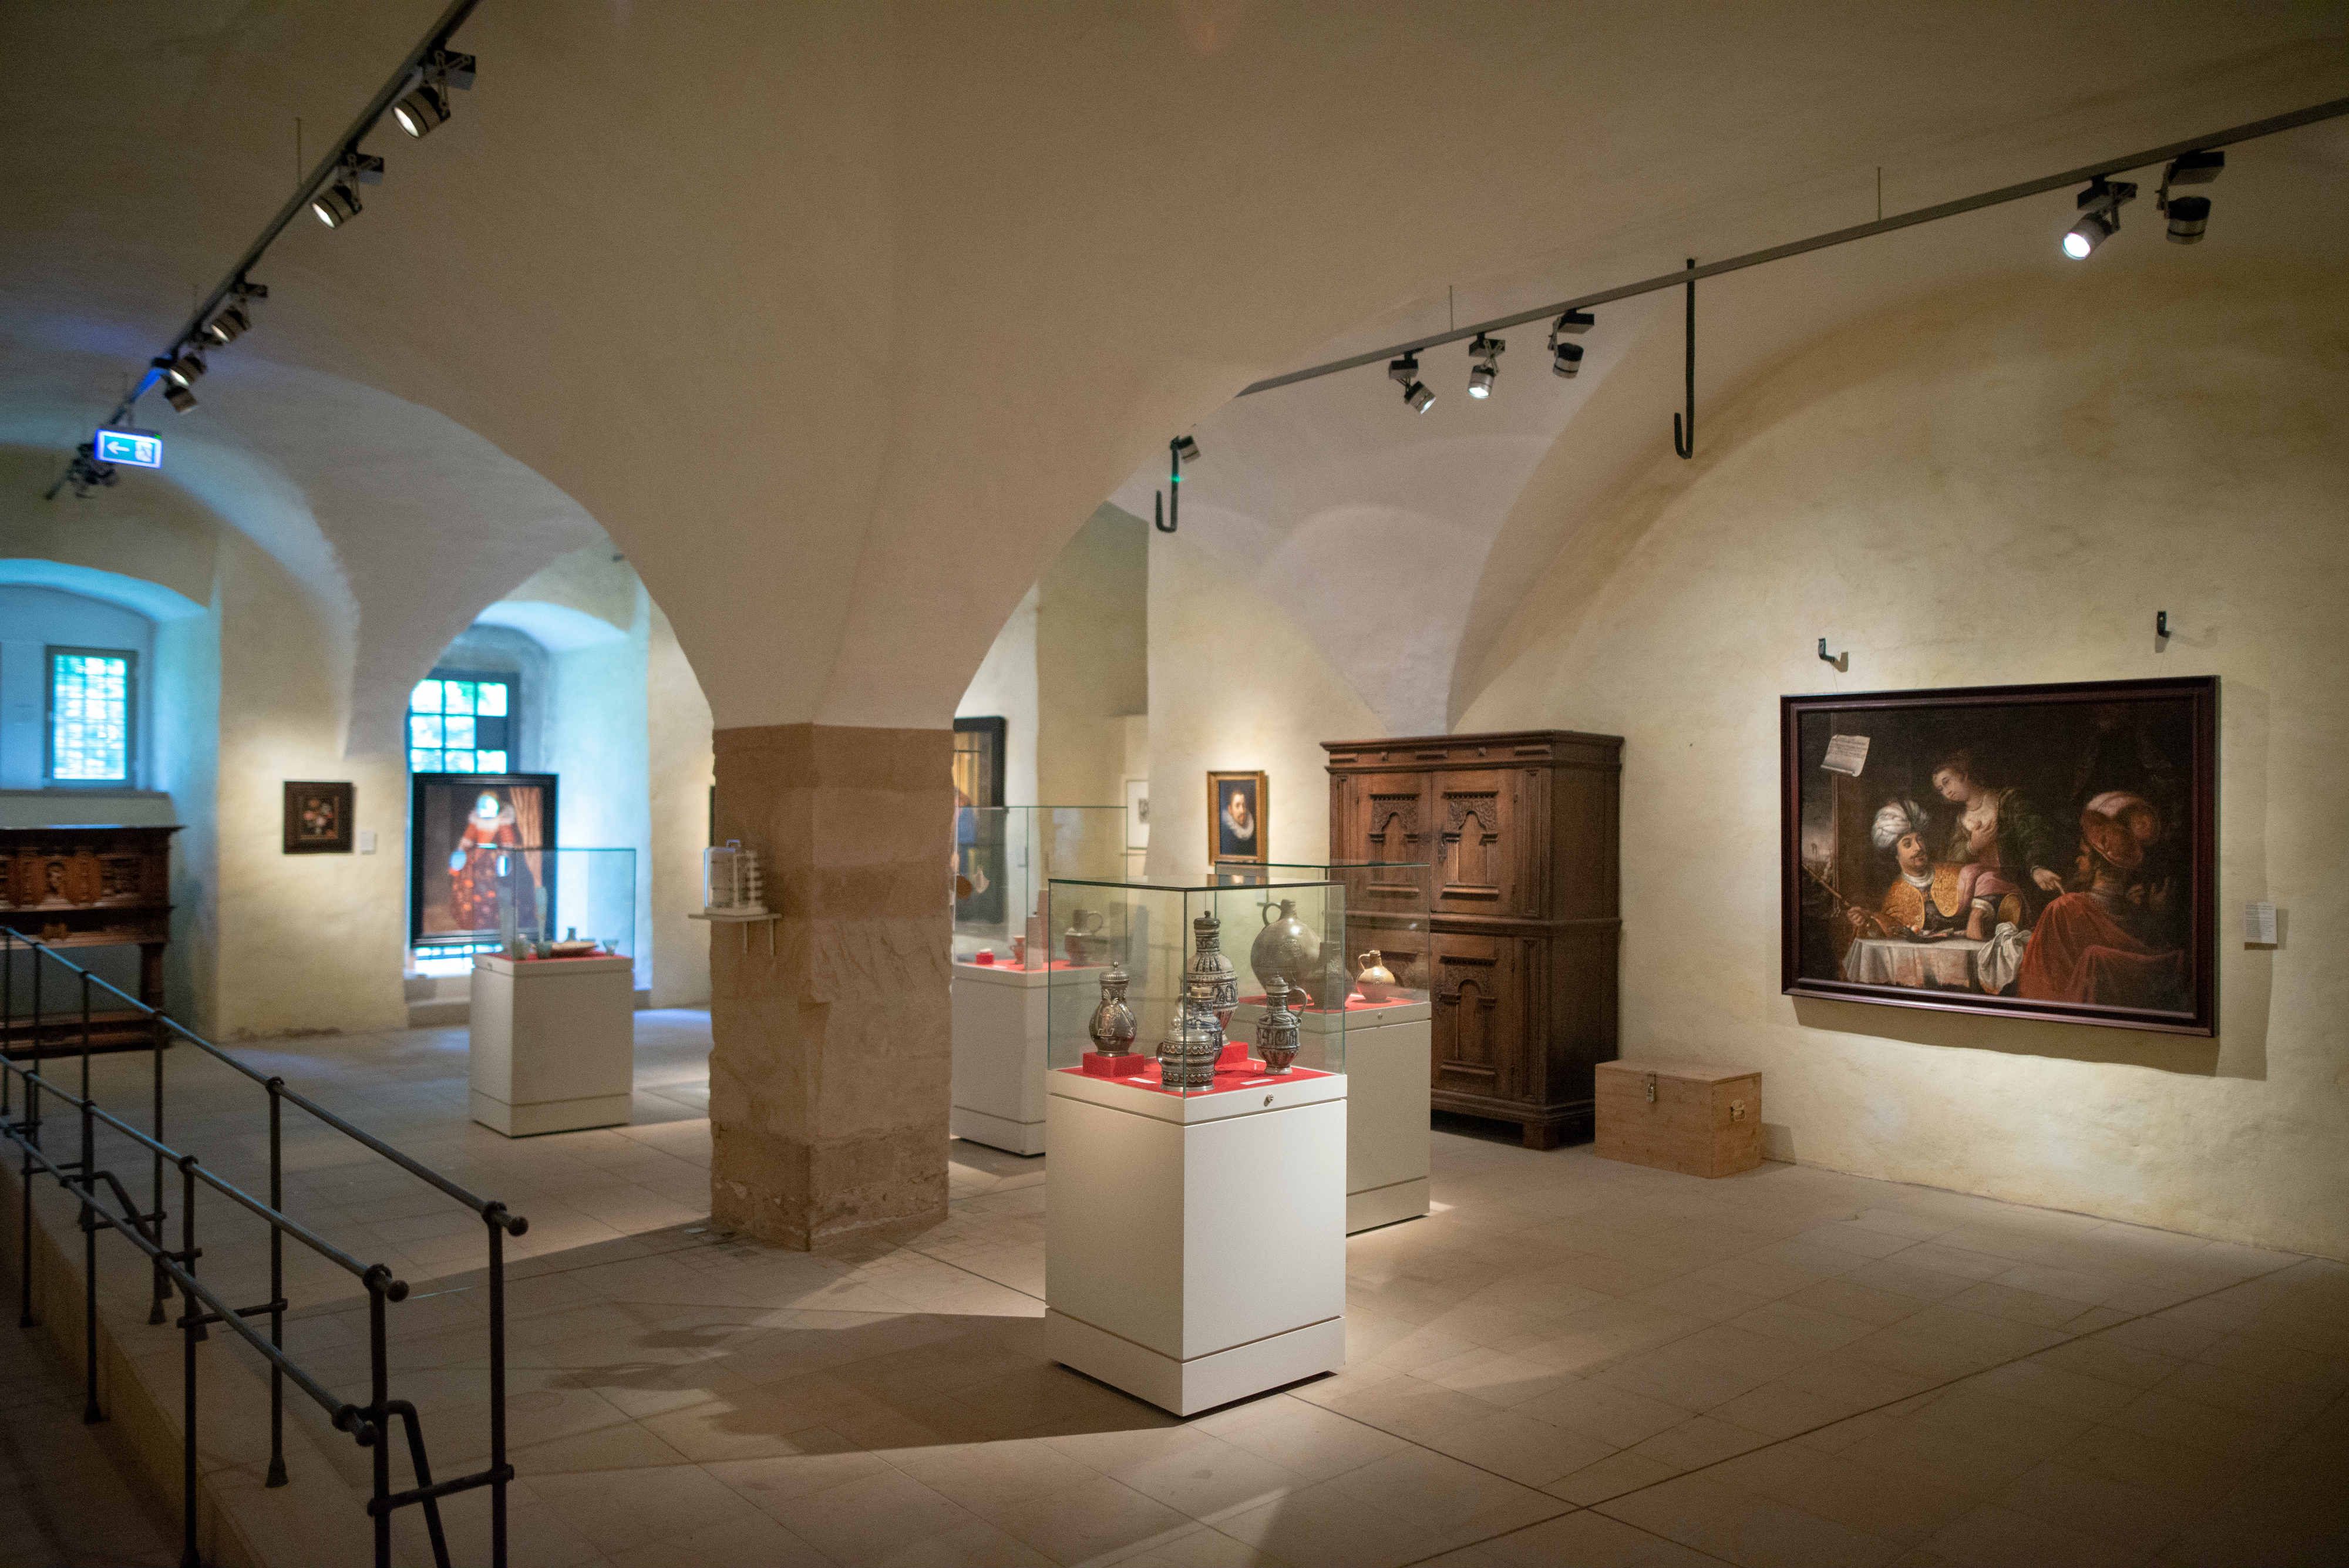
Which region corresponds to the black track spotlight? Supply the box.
[1549,308,1594,339]
[2159,149,2223,244]
[393,83,450,137]
[393,50,473,138]
[1389,354,1434,413]
[1466,334,1505,399]
[201,303,250,346]
[311,153,384,228]
[161,349,206,388]
[162,380,197,413]
[2061,177,2136,260]
[1551,341,1584,379]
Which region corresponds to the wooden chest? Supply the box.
[1593,1059,1761,1179]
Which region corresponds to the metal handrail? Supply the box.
[1,929,526,1567]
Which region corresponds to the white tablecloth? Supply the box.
[1842,924,2029,994]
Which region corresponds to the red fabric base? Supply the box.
[1060,1061,1334,1098]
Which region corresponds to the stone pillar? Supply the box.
[708,724,951,1249]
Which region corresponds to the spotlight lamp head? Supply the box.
[201,302,250,346]
[393,83,450,137]
[2158,150,2222,244]
[160,348,206,388]
[1551,340,1584,379]
[1389,354,1435,412]
[1172,434,1201,465]
[163,380,198,413]
[2165,194,2210,244]
[2061,177,2135,260]
[311,152,384,228]
[1466,334,1504,399]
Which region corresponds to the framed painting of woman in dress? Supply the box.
[409,773,558,951]
[1781,678,2216,1035]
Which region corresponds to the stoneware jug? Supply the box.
[1255,977,1301,1074]
[1356,950,1396,1004]
[1185,910,1239,1031]
[1250,899,1320,1005]
[1088,964,1137,1056]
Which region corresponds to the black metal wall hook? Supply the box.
[1672,257,1696,459]
[1153,434,1199,533]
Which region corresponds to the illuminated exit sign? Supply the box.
[95,427,163,469]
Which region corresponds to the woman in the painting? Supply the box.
[1930,751,2064,917]
[2015,792,2185,1011]
[447,790,522,930]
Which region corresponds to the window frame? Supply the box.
[43,644,139,788]
[408,667,519,775]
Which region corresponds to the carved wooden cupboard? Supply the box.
[1325,732,1620,1148]
[0,825,179,1051]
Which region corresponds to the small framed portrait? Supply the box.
[282,781,354,854]
[1123,777,1150,851]
[1207,770,1267,866]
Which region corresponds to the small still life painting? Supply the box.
[1782,678,2215,1035]
[282,780,354,854]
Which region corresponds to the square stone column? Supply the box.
[708,724,952,1249]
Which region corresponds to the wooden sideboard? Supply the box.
[0,824,179,1049]
[1326,732,1620,1148]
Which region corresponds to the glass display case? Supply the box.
[954,806,1123,968]
[496,847,636,957]
[1046,875,1347,1095]
[1234,861,1431,1012]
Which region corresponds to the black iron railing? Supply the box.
[1,930,527,1568]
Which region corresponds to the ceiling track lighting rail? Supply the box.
[1234,95,2349,402]
[44,0,484,500]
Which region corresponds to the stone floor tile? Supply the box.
[1479,1506,1730,1566]
[1516,1379,1695,1448]
[1426,1408,1618,1489]
[1597,1469,1903,1568]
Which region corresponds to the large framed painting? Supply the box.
[409,773,558,950]
[1781,678,2216,1035]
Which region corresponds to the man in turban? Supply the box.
[2015,791,2185,1011]
[1849,799,2025,943]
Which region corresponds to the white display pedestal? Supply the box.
[1045,1064,1346,1416]
[469,954,635,1136]
[951,958,1104,1155]
[1233,995,1431,1233]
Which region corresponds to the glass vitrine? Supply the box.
[954,806,1123,967]
[496,846,637,957]
[1046,875,1347,1095]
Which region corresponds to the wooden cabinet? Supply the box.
[1328,732,1619,1148]
[0,824,179,1051]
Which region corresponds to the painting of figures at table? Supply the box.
[1781,678,2215,1035]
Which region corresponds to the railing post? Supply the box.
[265,1078,287,1488]
[150,1016,167,1327]
[3,930,14,1120]
[177,1154,203,1568]
[81,973,102,1425]
[367,1270,393,1568]
[486,1206,512,1568]
[18,948,40,1330]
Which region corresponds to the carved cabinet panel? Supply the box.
[1327,732,1620,1149]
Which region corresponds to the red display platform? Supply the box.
[953,957,1092,974]
[1059,1059,1336,1099]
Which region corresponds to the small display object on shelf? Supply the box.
[466,846,637,1136]
[701,839,768,915]
[1230,861,1433,1233]
[1044,874,1347,1414]
[948,806,1123,1156]
[282,780,354,854]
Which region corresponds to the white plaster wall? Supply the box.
[957,583,1040,806]
[539,590,654,990]
[1462,265,2349,1259]
[647,601,714,1008]
[1036,504,1147,810]
[1145,526,1381,880]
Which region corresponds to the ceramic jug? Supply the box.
[1088,964,1137,1056]
[1255,977,1301,1074]
[1249,899,1320,1006]
[1356,950,1396,1004]
[1185,910,1239,1031]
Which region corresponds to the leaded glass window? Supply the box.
[408,673,516,774]
[48,648,134,783]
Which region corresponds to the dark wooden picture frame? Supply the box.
[282,780,354,854]
[1208,770,1268,866]
[1782,677,2216,1036]
[409,772,558,948]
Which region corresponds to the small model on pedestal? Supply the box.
[1355,951,1395,1003]
[1255,977,1301,1073]
[1186,910,1239,1031]
[701,840,769,915]
[1251,898,1320,1005]
[1025,893,1050,970]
